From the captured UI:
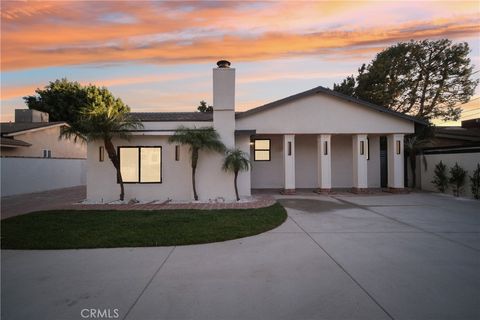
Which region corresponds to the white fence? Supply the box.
[1,157,86,197]
[415,150,480,198]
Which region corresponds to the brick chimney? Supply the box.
[213,60,235,148]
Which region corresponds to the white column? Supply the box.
[352,134,368,191]
[283,134,295,193]
[387,134,405,190]
[317,134,331,192]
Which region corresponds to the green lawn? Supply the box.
[1,203,287,249]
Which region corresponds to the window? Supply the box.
[119,147,162,183]
[254,139,270,161]
[43,149,52,158]
[99,146,104,162]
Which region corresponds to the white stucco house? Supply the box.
[87,60,424,203]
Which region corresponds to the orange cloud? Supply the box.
[2,1,479,71]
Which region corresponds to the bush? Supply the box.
[432,161,448,193]
[449,162,467,197]
[470,163,480,200]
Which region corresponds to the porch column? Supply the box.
[352,134,368,192]
[316,134,331,193]
[387,134,405,191]
[283,134,295,194]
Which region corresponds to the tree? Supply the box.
[197,100,213,113]
[432,161,448,193]
[222,149,250,201]
[24,80,142,201]
[168,127,225,200]
[334,39,479,121]
[449,162,467,197]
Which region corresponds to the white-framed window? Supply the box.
[42,149,52,158]
[254,139,271,161]
[119,146,162,183]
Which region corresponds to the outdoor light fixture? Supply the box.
[396,140,401,154]
[288,141,292,155]
[99,146,104,162]
[360,141,365,155]
[175,145,180,161]
[324,141,328,155]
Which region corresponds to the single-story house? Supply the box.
[87,60,424,202]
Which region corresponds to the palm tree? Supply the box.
[61,85,142,201]
[223,149,250,201]
[169,127,225,200]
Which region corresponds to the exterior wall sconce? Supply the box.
[288,141,292,156]
[360,141,365,155]
[396,140,401,154]
[324,141,328,155]
[175,145,180,161]
[99,146,104,162]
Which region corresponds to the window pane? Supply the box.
[255,139,270,150]
[255,150,270,161]
[120,148,139,182]
[141,148,161,182]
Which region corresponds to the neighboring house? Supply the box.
[412,119,480,197]
[87,60,423,203]
[1,110,87,197]
[0,109,86,159]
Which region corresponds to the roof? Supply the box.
[235,85,427,125]
[130,112,213,122]
[434,127,480,141]
[0,122,66,135]
[0,137,31,147]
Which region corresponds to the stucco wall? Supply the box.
[250,134,382,189]
[1,157,86,197]
[1,126,86,159]
[236,93,415,134]
[87,135,250,202]
[418,152,480,198]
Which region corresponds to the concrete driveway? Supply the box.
[2,192,479,320]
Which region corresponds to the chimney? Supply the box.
[15,109,49,123]
[213,60,235,148]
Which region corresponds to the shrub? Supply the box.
[432,161,448,193]
[449,162,467,197]
[470,163,480,200]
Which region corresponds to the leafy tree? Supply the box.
[449,162,467,197]
[24,80,142,201]
[432,161,448,193]
[334,39,479,121]
[23,78,86,122]
[197,100,213,113]
[169,127,225,200]
[469,163,480,199]
[222,149,250,201]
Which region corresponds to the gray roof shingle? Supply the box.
[130,112,213,122]
[0,137,31,147]
[0,122,66,135]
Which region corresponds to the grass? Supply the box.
[1,203,287,249]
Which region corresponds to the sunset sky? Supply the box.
[1,0,479,125]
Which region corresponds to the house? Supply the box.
[1,110,87,197]
[86,60,423,202]
[1,109,86,159]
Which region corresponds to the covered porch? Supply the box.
[249,133,405,194]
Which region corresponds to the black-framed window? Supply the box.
[254,139,271,161]
[118,146,162,183]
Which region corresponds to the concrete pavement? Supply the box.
[2,192,480,320]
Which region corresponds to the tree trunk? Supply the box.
[234,171,239,201]
[191,148,199,201]
[104,138,125,201]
